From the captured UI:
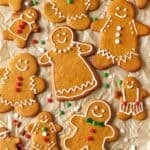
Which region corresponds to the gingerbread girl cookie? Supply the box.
[135,0,148,9]
[64,100,118,150]
[3,7,39,48]
[0,127,21,150]
[26,111,62,150]
[91,0,150,72]
[39,26,99,101]
[0,0,22,11]
[43,0,100,30]
[115,77,149,120]
[0,53,45,117]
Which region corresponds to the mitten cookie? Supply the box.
[3,7,40,48]
[135,0,148,9]
[0,127,21,150]
[0,53,45,117]
[115,77,149,121]
[25,111,62,150]
[64,100,119,150]
[43,0,100,30]
[39,26,99,101]
[0,0,22,11]
[91,0,150,72]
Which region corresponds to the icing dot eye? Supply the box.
[40,115,44,118]
[24,60,28,64]
[126,81,129,84]
[101,109,105,113]
[62,32,66,36]
[94,106,99,110]
[131,81,134,84]
[56,34,60,37]
[116,7,120,10]
[123,8,128,12]
[18,59,22,63]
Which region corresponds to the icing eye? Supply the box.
[116,7,120,10]
[62,32,66,36]
[101,109,105,113]
[123,8,128,12]
[126,81,129,84]
[131,81,134,84]
[18,59,22,63]
[94,106,99,110]
[57,34,60,37]
[40,115,44,119]
[24,60,28,64]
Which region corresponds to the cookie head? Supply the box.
[108,0,135,19]
[51,26,73,50]
[37,112,53,123]
[87,101,111,122]
[9,53,38,76]
[23,8,38,22]
[123,77,140,89]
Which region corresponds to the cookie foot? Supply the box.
[9,0,22,11]
[0,103,13,113]
[117,112,131,120]
[132,111,147,120]
[3,30,13,40]
[14,38,27,48]
[87,0,100,11]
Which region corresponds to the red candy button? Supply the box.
[87,136,93,141]
[47,98,53,103]
[44,137,49,142]
[16,82,22,86]
[21,21,27,26]
[32,39,38,44]
[25,133,31,139]
[90,128,96,133]
[16,87,21,92]
[16,29,22,34]
[17,76,23,81]
[123,101,127,106]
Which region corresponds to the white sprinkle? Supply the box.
[37,47,46,53]
[123,138,128,143]
[120,128,125,134]
[130,145,136,150]
[116,26,122,31]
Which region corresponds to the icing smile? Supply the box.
[40,119,49,123]
[57,37,67,44]
[92,110,103,118]
[127,84,134,89]
[26,12,34,19]
[15,59,28,72]
[115,12,127,19]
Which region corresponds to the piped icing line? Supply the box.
[97,48,139,65]
[67,13,88,22]
[0,68,9,85]
[30,75,38,94]
[85,0,91,10]
[100,17,112,33]
[50,122,57,133]
[131,19,138,35]
[0,130,9,140]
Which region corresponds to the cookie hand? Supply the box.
[55,123,63,132]
[140,88,149,99]
[31,23,40,33]
[71,115,82,126]
[87,0,100,11]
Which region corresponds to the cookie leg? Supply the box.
[15,102,40,117]
[135,0,148,8]
[67,15,91,30]
[0,0,8,5]
[9,0,22,11]
[132,111,147,120]
[0,103,13,113]
[14,38,27,48]
[43,2,66,23]
[117,112,131,120]
[87,0,100,11]
[119,55,142,72]
[3,29,14,40]
[91,53,113,70]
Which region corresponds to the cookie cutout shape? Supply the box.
[115,77,149,121]
[3,7,39,48]
[43,0,100,30]
[91,0,150,72]
[26,111,62,150]
[0,0,22,11]
[0,53,45,117]
[135,0,148,9]
[64,100,119,150]
[39,26,99,101]
[0,127,21,150]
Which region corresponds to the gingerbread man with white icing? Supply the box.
[0,53,45,117]
[64,100,118,150]
[91,0,150,72]
[3,7,39,48]
[115,77,149,120]
[26,111,62,150]
[43,0,100,30]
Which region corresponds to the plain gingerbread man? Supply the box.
[3,7,39,48]
[0,53,45,117]
[43,0,100,30]
[26,111,62,150]
[91,0,150,72]
[64,100,118,150]
[115,77,149,121]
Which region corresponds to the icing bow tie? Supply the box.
[86,118,105,127]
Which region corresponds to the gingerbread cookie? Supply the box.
[3,7,39,48]
[26,111,62,150]
[135,0,148,9]
[43,0,100,30]
[91,0,150,72]
[0,0,22,11]
[115,77,149,121]
[0,127,21,150]
[0,53,45,117]
[64,100,119,150]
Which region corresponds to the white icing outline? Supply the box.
[30,75,38,94]
[0,130,9,140]
[0,68,9,85]
[64,100,115,150]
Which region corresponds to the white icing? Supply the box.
[15,63,28,72]
[115,12,127,19]
[92,110,103,118]
[0,130,9,140]
[100,17,112,32]
[115,32,121,37]
[67,13,87,22]
[0,68,9,85]
[85,0,91,10]
[30,75,38,94]
[116,26,122,31]
[115,39,121,44]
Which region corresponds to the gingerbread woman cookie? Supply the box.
[0,127,21,150]
[3,7,39,48]
[91,0,150,72]
[39,26,99,101]
[43,0,100,30]
[135,0,148,9]
[0,0,22,11]
[0,53,45,117]
[64,100,119,150]
[26,111,62,150]
[115,77,149,121]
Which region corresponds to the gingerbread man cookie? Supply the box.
[3,7,39,48]
[26,111,62,150]
[0,127,21,150]
[0,53,45,117]
[39,26,99,101]
[43,0,100,30]
[0,0,22,11]
[135,0,148,9]
[64,100,119,150]
[91,0,150,72]
[115,77,149,121]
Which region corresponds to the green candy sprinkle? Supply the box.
[40,40,45,45]
[103,83,110,89]
[59,110,65,116]
[32,0,38,6]
[66,102,72,108]
[86,118,92,123]
[118,80,123,85]
[42,127,48,132]
[92,17,98,22]
[102,72,109,78]
[67,0,73,4]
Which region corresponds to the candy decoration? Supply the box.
[86,118,105,127]
[103,83,110,89]
[118,80,123,85]
[42,127,48,132]
[67,0,73,4]
[32,39,38,44]
[87,136,93,141]
[25,133,31,139]
[44,137,49,142]
[102,72,109,78]
[59,110,65,116]
[47,98,53,103]
[90,128,96,133]
[66,102,72,108]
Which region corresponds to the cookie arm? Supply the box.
[55,123,63,132]
[31,23,40,33]
[25,123,35,133]
[140,88,149,100]
[70,115,82,126]
[87,0,100,11]
[0,68,7,78]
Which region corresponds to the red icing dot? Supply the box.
[19,24,25,29]
[17,76,23,81]
[16,88,21,92]
[32,39,38,44]
[136,101,140,106]
[47,98,53,103]
[44,137,49,142]
[90,128,96,133]
[21,21,27,26]
[16,82,22,86]
[16,29,22,34]
[25,133,31,139]
[87,136,93,141]
[123,101,127,106]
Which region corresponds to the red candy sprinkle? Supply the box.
[44,137,49,142]
[136,101,140,106]
[87,136,93,141]
[16,29,22,34]
[47,98,53,103]
[17,76,23,81]
[90,128,96,133]
[25,133,31,139]
[32,39,38,44]
[123,101,127,106]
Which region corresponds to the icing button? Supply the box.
[16,87,21,92]
[116,26,122,31]
[16,82,22,87]
[90,128,96,133]
[115,39,121,44]
[87,136,94,141]
[17,76,23,81]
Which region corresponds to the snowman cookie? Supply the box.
[39,26,99,101]
[115,77,149,120]
[64,100,119,150]
[0,0,22,11]
[0,127,21,150]
[26,111,62,150]
[3,7,39,48]
[43,0,100,30]
[135,0,148,8]
[0,53,45,117]
[91,0,150,72]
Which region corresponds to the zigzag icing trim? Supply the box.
[0,68,9,85]
[67,13,87,22]
[85,0,91,10]
[97,48,139,65]
[30,75,37,94]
